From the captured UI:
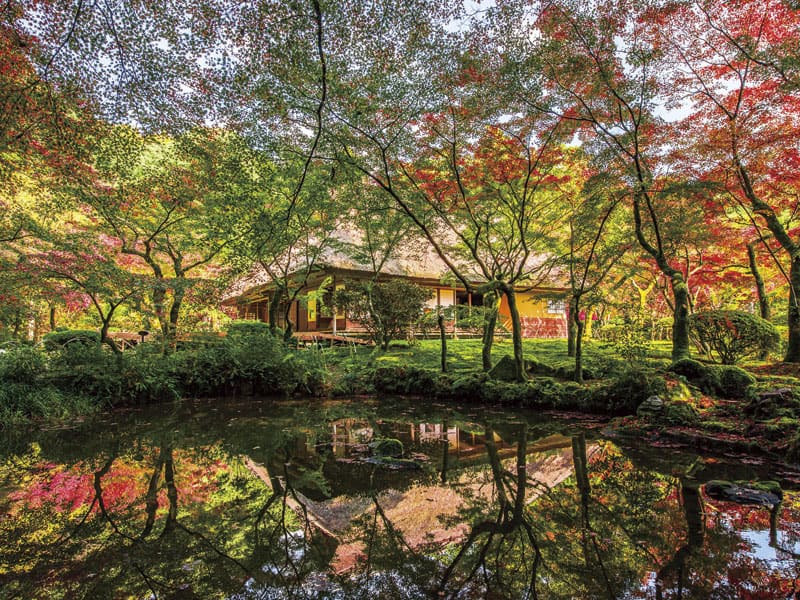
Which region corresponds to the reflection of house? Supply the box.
[225,241,568,338]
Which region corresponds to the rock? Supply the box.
[369,438,404,458]
[704,480,782,506]
[663,401,699,425]
[489,355,519,381]
[637,395,665,418]
[745,388,797,419]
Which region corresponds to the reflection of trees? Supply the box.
[438,424,543,598]
[5,403,800,599]
[654,478,705,599]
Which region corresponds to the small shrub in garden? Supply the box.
[613,327,651,368]
[689,310,779,364]
[372,366,436,395]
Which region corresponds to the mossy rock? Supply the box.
[369,438,404,458]
[714,365,756,399]
[745,387,800,419]
[489,355,519,381]
[665,378,694,402]
[525,359,557,377]
[788,433,800,464]
[704,480,782,505]
[670,358,755,398]
[636,395,664,418]
[670,358,719,395]
[663,401,699,425]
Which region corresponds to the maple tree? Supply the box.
[20,229,147,351]
[64,126,238,342]
[487,0,710,362]
[652,0,800,361]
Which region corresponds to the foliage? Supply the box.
[172,332,326,397]
[41,329,100,350]
[689,310,780,364]
[334,280,431,350]
[612,326,652,368]
[371,365,438,396]
[0,345,95,422]
[225,319,272,339]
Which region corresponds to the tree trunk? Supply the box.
[481,291,498,371]
[670,274,691,363]
[747,242,771,321]
[167,285,186,343]
[567,297,578,357]
[786,255,800,362]
[503,286,527,382]
[268,291,282,335]
[438,312,447,373]
[282,301,295,342]
[49,305,56,331]
[152,280,169,338]
[573,298,585,383]
[100,318,121,355]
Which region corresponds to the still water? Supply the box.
[1,398,798,599]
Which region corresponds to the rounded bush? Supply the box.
[688,310,779,364]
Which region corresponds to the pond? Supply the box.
[1,398,798,599]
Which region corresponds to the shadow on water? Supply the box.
[1,397,799,599]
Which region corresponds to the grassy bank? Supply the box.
[2,334,799,462]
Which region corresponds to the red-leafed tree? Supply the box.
[488,0,706,362]
[653,0,800,361]
[20,230,147,351]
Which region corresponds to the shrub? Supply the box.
[334,280,431,350]
[47,343,180,406]
[0,344,47,384]
[689,310,779,364]
[226,319,272,339]
[372,365,437,395]
[0,346,97,422]
[42,329,100,351]
[172,333,325,397]
[613,327,651,368]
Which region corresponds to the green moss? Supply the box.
[663,402,699,425]
[489,355,519,381]
[700,420,741,434]
[370,438,404,458]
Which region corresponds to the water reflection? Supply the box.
[0,399,798,599]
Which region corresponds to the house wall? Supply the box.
[498,291,568,338]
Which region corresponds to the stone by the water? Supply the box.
[704,480,782,506]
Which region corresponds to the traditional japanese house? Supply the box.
[225,241,569,338]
